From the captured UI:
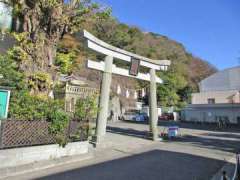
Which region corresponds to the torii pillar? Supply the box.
[149,68,158,141]
[95,56,113,144]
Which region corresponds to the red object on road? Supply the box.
[158,113,174,121]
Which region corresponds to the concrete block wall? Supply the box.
[0,141,88,169]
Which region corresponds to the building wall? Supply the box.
[187,67,240,124]
[182,104,240,124]
[199,66,240,92]
[192,90,240,104]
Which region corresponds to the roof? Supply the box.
[59,74,99,89]
[199,66,240,92]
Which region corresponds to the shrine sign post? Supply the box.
[83,30,171,145]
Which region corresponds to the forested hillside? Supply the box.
[59,16,217,108]
[0,0,217,110]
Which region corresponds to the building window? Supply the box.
[208,98,215,104]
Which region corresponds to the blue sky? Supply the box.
[94,0,240,70]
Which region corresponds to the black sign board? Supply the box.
[233,154,240,180]
[237,154,240,179]
[129,58,140,76]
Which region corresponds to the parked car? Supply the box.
[158,113,174,121]
[121,110,148,122]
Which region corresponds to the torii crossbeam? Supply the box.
[83,30,171,145]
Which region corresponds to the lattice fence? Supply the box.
[0,120,89,149]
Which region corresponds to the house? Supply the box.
[182,66,240,125]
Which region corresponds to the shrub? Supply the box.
[9,90,70,146]
[0,55,25,89]
[27,72,52,94]
[48,110,70,147]
[74,95,98,121]
[55,51,76,74]
[9,91,48,120]
[73,95,98,140]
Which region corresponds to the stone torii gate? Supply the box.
[83,30,171,144]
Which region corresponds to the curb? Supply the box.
[0,152,93,179]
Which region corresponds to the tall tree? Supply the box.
[1,0,109,96]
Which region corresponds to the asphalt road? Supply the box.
[36,149,225,180]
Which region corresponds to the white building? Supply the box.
[183,67,240,124]
[192,66,240,105]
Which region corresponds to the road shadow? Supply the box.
[113,120,240,133]
[201,132,240,139]
[158,121,240,133]
[179,135,240,153]
[107,126,150,139]
[107,123,240,153]
[36,149,229,180]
